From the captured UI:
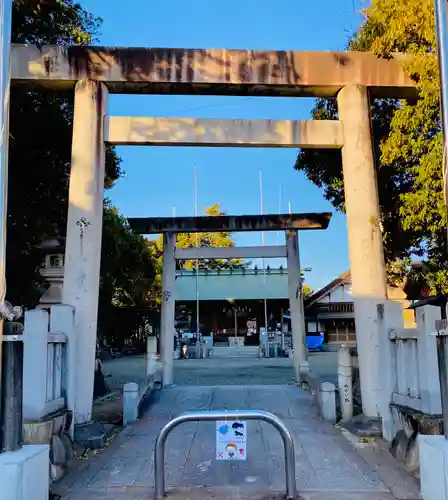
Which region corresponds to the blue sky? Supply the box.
[81,0,366,291]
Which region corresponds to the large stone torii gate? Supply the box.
[9,44,416,425]
[128,212,332,385]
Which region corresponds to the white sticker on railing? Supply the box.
[216,420,247,460]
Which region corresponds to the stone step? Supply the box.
[213,346,260,358]
[58,485,399,500]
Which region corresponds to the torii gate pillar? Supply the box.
[337,84,388,418]
[62,80,108,425]
[286,230,309,380]
[160,232,176,386]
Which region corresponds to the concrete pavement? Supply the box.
[54,384,420,500]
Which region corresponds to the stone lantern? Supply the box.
[36,237,65,308]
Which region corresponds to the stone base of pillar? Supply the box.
[290,352,310,380]
[299,361,310,375]
[23,409,74,483]
[74,422,115,450]
[338,414,382,438]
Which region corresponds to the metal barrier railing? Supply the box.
[154,409,296,500]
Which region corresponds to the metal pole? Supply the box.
[172,203,176,356]
[437,334,448,439]
[193,166,201,353]
[435,0,448,209]
[436,303,448,439]
[154,410,297,500]
[259,168,268,336]
[0,0,13,453]
[234,307,237,339]
[172,200,178,360]
[0,330,23,452]
[288,200,292,353]
[276,183,282,245]
[434,0,448,439]
[288,200,292,355]
[280,307,285,354]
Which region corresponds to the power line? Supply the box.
[162,96,259,118]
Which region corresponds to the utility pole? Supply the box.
[434,0,448,439]
[276,183,282,245]
[435,0,448,209]
[259,168,268,336]
[193,166,201,353]
[0,0,13,453]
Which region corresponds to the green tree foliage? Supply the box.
[149,203,246,304]
[302,284,313,300]
[12,0,100,45]
[7,0,156,333]
[295,0,447,292]
[177,203,246,270]
[97,202,156,344]
[155,203,246,271]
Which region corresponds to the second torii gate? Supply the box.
[128,212,332,385]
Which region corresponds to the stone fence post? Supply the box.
[146,336,157,377]
[415,305,442,415]
[23,309,50,421]
[337,344,353,421]
[123,382,139,426]
[377,301,404,442]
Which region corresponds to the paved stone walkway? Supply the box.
[55,385,420,500]
[93,354,338,426]
[102,351,338,390]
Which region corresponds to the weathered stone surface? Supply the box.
[128,212,332,235]
[23,419,53,444]
[51,434,68,466]
[11,45,416,98]
[340,414,383,438]
[347,435,421,500]
[74,422,115,449]
[108,117,343,149]
[23,410,75,485]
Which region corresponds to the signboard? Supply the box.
[216,420,247,460]
[247,320,256,335]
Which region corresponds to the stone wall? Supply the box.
[23,409,74,482]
